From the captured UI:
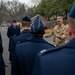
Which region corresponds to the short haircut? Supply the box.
[68,16,75,34]
[22,22,31,27]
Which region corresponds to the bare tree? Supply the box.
[31,0,41,6]
[0,0,36,24]
[5,1,20,19]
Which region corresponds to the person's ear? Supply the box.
[66,24,72,36]
[61,20,63,23]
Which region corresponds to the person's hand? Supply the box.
[65,40,69,43]
[43,34,49,38]
[56,34,60,38]
[43,34,47,38]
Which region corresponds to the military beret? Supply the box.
[22,15,31,22]
[69,3,75,18]
[31,15,45,34]
[12,20,16,23]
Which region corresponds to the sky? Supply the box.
[1,0,33,6]
[19,0,33,6]
[19,0,31,4]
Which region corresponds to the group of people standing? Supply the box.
[0,2,75,75]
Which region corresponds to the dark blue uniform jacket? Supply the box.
[11,36,55,75]
[10,29,32,61]
[0,33,3,53]
[0,53,5,75]
[0,33,5,75]
[7,25,20,51]
[32,38,75,75]
[11,29,32,53]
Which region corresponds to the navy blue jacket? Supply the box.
[11,36,55,75]
[11,29,32,53]
[0,33,3,53]
[10,29,32,62]
[7,25,20,38]
[7,25,20,51]
[0,33,4,75]
[0,53,5,75]
[32,38,75,75]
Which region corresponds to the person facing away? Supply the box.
[11,15,55,75]
[0,31,7,67]
[0,32,5,75]
[44,16,67,47]
[10,15,32,62]
[0,53,5,75]
[0,32,3,54]
[32,3,75,75]
[7,20,20,62]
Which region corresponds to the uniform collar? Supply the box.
[21,29,30,34]
[57,24,64,28]
[27,36,48,43]
[12,25,17,27]
[65,38,75,47]
[40,38,75,55]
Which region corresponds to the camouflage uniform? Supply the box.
[50,24,67,46]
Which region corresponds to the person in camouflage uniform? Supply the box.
[44,16,67,47]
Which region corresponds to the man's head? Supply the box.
[57,16,63,26]
[30,15,45,37]
[12,20,17,26]
[21,15,31,29]
[67,3,75,39]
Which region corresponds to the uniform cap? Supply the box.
[57,16,63,21]
[22,15,31,22]
[12,20,16,23]
[68,3,75,18]
[31,15,45,34]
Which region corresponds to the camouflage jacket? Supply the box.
[50,24,67,46]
